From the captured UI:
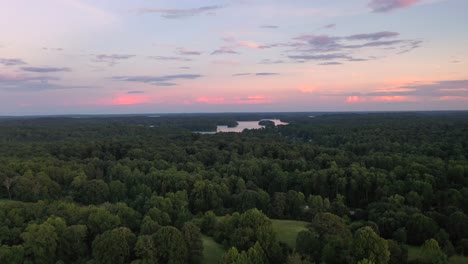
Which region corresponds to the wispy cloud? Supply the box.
[93,54,135,66]
[42,47,64,52]
[260,25,279,29]
[286,31,420,64]
[259,59,286,64]
[0,73,87,91]
[368,0,422,13]
[148,56,192,62]
[233,73,251,76]
[0,58,27,66]
[211,46,239,55]
[288,53,352,61]
[196,95,271,105]
[211,60,239,65]
[135,5,223,19]
[232,72,280,76]
[112,74,202,86]
[127,91,145,94]
[346,31,400,40]
[223,37,270,49]
[319,62,342,65]
[256,72,279,76]
[177,48,203,55]
[312,79,468,103]
[21,67,71,73]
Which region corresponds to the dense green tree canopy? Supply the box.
[0,112,467,263]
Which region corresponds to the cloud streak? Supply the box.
[368,0,422,13]
[255,73,279,76]
[177,48,203,55]
[260,25,279,29]
[0,58,27,66]
[211,46,239,55]
[136,5,222,19]
[93,54,135,66]
[0,73,87,91]
[21,67,71,73]
[112,74,202,86]
[148,56,192,62]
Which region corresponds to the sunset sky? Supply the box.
[1,0,467,115]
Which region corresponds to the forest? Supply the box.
[0,112,467,264]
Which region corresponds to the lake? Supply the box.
[211,119,288,133]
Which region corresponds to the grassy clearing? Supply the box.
[202,235,226,264]
[271,219,309,248]
[407,245,468,264]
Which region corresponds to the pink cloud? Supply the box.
[224,37,269,50]
[239,95,272,104]
[371,96,410,102]
[346,96,367,103]
[438,96,468,101]
[369,0,421,13]
[196,97,226,104]
[298,86,319,93]
[211,60,239,65]
[346,95,412,103]
[196,95,271,105]
[92,94,151,106]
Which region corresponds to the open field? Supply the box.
[271,219,309,248]
[203,235,226,264]
[408,246,468,264]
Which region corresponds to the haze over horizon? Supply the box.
[1,0,467,115]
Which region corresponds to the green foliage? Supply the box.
[406,213,438,245]
[134,235,158,263]
[351,226,390,264]
[182,222,204,264]
[0,245,25,263]
[92,227,136,264]
[153,226,188,264]
[21,219,59,264]
[0,113,468,263]
[387,240,408,264]
[419,239,449,264]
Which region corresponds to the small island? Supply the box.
[258,120,275,127]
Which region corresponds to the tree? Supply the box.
[199,211,217,235]
[223,247,243,264]
[153,226,188,264]
[181,223,203,264]
[83,179,110,204]
[2,176,18,199]
[87,208,121,237]
[247,242,266,264]
[387,240,407,264]
[140,216,160,235]
[60,224,88,263]
[321,235,350,264]
[0,245,25,264]
[108,180,128,203]
[310,212,351,240]
[420,239,448,264]
[406,213,438,245]
[134,235,158,263]
[92,227,136,264]
[351,227,390,264]
[447,212,468,242]
[457,239,468,256]
[21,220,59,264]
[296,230,321,262]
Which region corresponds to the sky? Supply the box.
[0,0,467,115]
